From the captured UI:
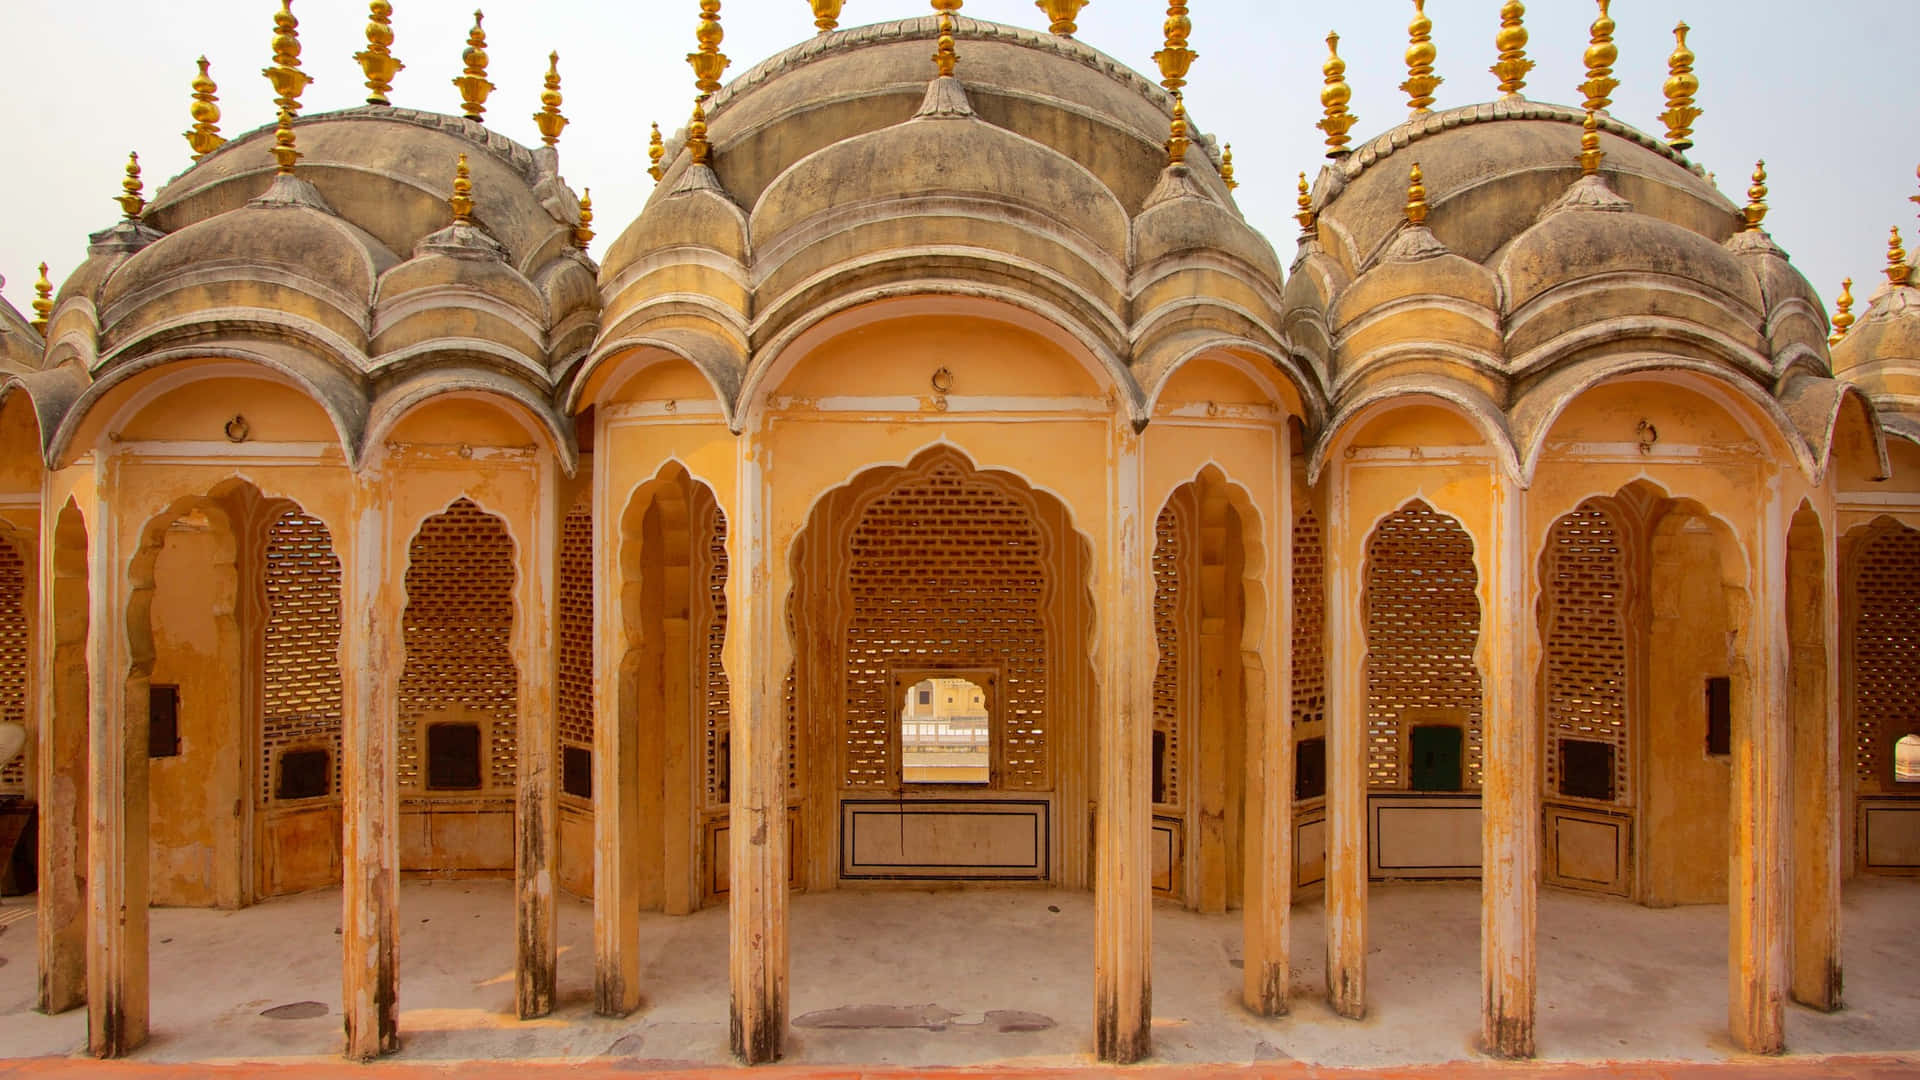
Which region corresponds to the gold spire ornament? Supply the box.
[184,57,226,161]
[648,122,666,181]
[30,263,52,334]
[262,0,313,120]
[1489,1,1532,98]
[117,152,146,219]
[449,153,475,225]
[1165,98,1190,167]
[1829,278,1854,345]
[534,52,567,146]
[1295,172,1316,234]
[810,0,844,33]
[1153,3,1195,95]
[1742,161,1768,231]
[1317,32,1357,159]
[1889,227,1912,287]
[1579,0,1619,113]
[690,0,729,100]
[272,108,301,174]
[356,0,403,106]
[1405,162,1428,226]
[1221,144,1237,190]
[574,188,594,249]
[932,0,959,78]
[453,11,494,121]
[1400,0,1441,115]
[687,99,713,167]
[1659,22,1701,151]
[1579,109,1604,176]
[1037,0,1089,37]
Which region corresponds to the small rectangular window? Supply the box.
[917,688,932,706]
[715,730,730,804]
[1409,724,1463,792]
[1559,739,1615,801]
[148,685,181,758]
[276,748,331,800]
[1706,676,1732,756]
[1151,728,1168,805]
[562,744,593,799]
[1295,736,1327,800]
[426,723,482,790]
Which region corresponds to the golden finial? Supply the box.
[690,0,730,100]
[534,51,568,146]
[1659,22,1701,152]
[1742,161,1768,231]
[184,57,226,161]
[1405,163,1428,227]
[1579,108,1603,176]
[1295,172,1316,233]
[1317,32,1357,159]
[1400,0,1441,115]
[356,0,403,106]
[116,151,145,219]
[929,2,960,78]
[1579,0,1618,113]
[1037,0,1089,36]
[262,0,312,119]
[1829,278,1854,345]
[449,153,474,225]
[648,122,666,182]
[30,263,52,334]
[453,11,494,122]
[1489,1,1533,98]
[1889,227,1912,287]
[810,0,844,33]
[574,188,594,250]
[1165,97,1190,167]
[1154,3,1195,95]
[687,99,712,167]
[1221,144,1237,190]
[271,109,301,174]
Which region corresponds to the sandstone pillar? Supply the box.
[516,458,561,1018]
[728,433,787,1064]
[1481,476,1538,1057]
[593,464,642,1017]
[1322,465,1366,1019]
[1787,507,1841,1011]
[1095,424,1152,1063]
[85,473,145,1057]
[36,506,87,1015]
[1242,462,1293,1018]
[1731,490,1791,1053]
[340,471,400,1059]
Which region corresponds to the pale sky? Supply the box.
[2,0,1914,329]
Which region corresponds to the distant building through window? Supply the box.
[1895,733,1920,784]
[901,676,989,784]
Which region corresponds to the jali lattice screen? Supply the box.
[1152,501,1184,809]
[1852,523,1920,791]
[557,498,594,754]
[0,540,27,794]
[841,461,1050,790]
[1291,509,1326,732]
[260,511,343,801]
[1364,501,1484,789]
[1542,502,1631,802]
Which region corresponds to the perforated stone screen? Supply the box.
[558,498,594,753]
[1364,502,1484,789]
[1291,509,1326,733]
[1542,503,1630,803]
[260,511,343,802]
[398,500,518,792]
[841,462,1050,791]
[1852,523,1920,791]
[703,512,732,808]
[1152,502,1184,809]
[0,540,27,794]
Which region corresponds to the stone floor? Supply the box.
[0,878,1915,1069]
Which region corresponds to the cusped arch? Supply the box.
[1510,353,1818,485]
[1308,377,1520,486]
[1153,463,1274,662]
